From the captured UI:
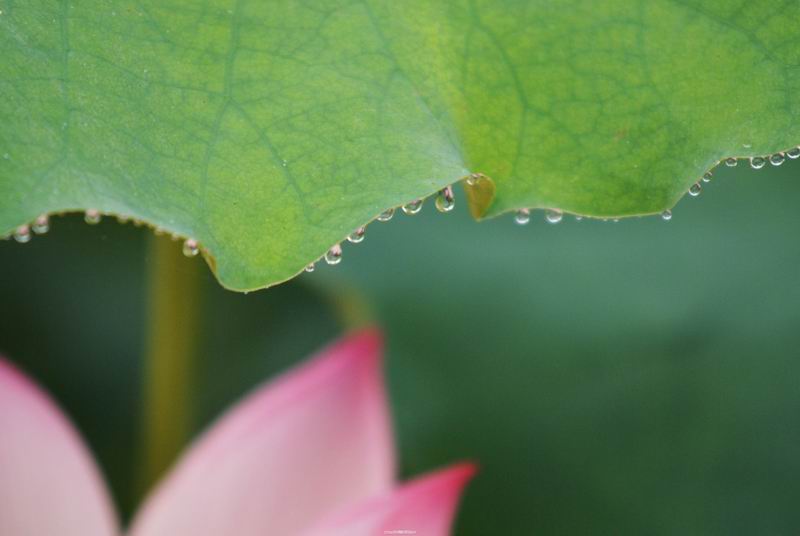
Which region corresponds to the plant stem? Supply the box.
[138,234,203,495]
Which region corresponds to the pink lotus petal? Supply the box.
[302,463,476,536]
[0,358,118,536]
[129,328,395,536]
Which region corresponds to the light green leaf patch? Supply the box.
[2,0,799,290]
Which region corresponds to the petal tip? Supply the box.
[338,326,384,364]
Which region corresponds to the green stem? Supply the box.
[138,234,203,495]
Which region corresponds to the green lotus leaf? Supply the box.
[2,1,798,290]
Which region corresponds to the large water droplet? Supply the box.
[377,208,395,222]
[305,262,316,273]
[514,208,530,225]
[545,209,563,224]
[325,244,342,265]
[661,209,672,221]
[347,227,366,243]
[786,147,800,160]
[750,156,766,169]
[13,225,31,243]
[435,186,455,213]
[84,209,101,225]
[32,215,49,234]
[725,157,738,167]
[402,199,423,215]
[702,172,713,183]
[182,239,199,257]
[688,183,702,197]
[770,153,785,166]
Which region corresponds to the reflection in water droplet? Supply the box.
[661,209,672,221]
[402,199,423,215]
[32,215,49,234]
[466,174,481,186]
[377,208,395,222]
[702,172,713,183]
[305,263,315,273]
[182,239,199,257]
[786,147,800,160]
[575,215,583,221]
[347,227,366,243]
[514,209,530,225]
[84,209,101,225]
[725,157,738,167]
[545,209,563,224]
[13,225,31,243]
[750,156,766,169]
[325,244,342,265]
[116,215,129,224]
[688,183,702,197]
[435,186,455,213]
[770,153,785,166]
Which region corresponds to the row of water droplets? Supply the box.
[512,147,800,226]
[304,185,455,272]
[5,147,799,262]
[6,209,202,258]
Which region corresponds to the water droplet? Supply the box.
[2,153,8,160]
[32,215,49,234]
[786,147,800,160]
[84,209,101,225]
[688,183,702,197]
[661,209,672,221]
[281,159,287,167]
[770,153,785,166]
[545,209,563,224]
[325,244,342,265]
[182,239,199,257]
[702,172,713,183]
[750,156,766,169]
[725,157,738,167]
[402,199,423,215]
[347,226,366,243]
[514,208,530,225]
[13,225,31,243]
[435,186,455,213]
[377,208,395,222]
[304,263,315,273]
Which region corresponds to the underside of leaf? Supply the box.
[1,1,799,290]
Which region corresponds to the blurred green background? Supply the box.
[2,161,800,535]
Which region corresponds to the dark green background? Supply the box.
[1,161,799,534]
